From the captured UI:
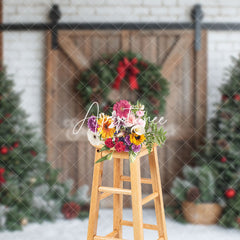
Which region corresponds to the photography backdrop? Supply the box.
[2,0,240,207]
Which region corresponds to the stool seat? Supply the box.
[87,145,168,240]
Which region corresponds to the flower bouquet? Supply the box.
[87,100,167,163]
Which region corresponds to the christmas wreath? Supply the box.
[77,51,169,118]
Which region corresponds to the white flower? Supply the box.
[139,104,145,110]
[87,129,103,146]
[116,131,124,137]
[136,118,146,127]
[131,125,145,135]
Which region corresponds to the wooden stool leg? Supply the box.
[149,147,168,240]
[87,150,104,240]
[113,158,123,238]
[130,157,144,240]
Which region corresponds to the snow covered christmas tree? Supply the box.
[194,57,240,228]
[0,70,89,230]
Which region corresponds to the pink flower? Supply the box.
[136,111,144,117]
[113,100,131,118]
[125,113,136,127]
[136,118,146,127]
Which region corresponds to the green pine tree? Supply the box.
[169,57,240,229]
[193,57,240,229]
[0,70,89,231]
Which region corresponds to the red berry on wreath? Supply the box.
[0,146,8,155]
[233,94,240,101]
[140,61,148,68]
[30,150,37,157]
[225,188,236,199]
[222,95,228,102]
[220,156,227,163]
[13,142,19,148]
[237,217,240,225]
[4,113,11,118]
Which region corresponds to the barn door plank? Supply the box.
[45,31,58,167]
[194,30,207,145]
[121,31,130,52]
[58,36,89,70]
[161,35,193,79]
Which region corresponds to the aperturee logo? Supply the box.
[72,101,167,137]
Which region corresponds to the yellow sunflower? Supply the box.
[97,115,115,139]
[129,132,146,145]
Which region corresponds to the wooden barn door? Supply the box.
[45,30,207,205]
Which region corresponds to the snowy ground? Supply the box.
[1,209,240,240]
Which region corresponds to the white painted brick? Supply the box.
[4,5,17,14]
[62,6,78,14]
[177,0,202,6]
[52,0,70,4]
[216,43,233,51]
[142,0,163,6]
[150,7,169,15]
[105,0,142,5]
[96,7,132,16]
[77,7,95,15]
[167,7,185,16]
[205,7,220,15]
[217,0,240,6]
[17,6,46,14]
[140,15,160,22]
[163,0,177,6]
[70,0,105,5]
[220,7,237,15]
[133,7,149,15]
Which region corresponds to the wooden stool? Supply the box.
[87,145,168,240]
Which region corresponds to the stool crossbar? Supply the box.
[87,145,168,240]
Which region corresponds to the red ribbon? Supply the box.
[112,57,140,90]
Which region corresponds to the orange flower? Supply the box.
[97,115,115,139]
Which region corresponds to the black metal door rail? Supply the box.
[1,4,240,50]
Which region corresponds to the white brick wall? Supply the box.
[3,0,240,132]
[208,32,240,119]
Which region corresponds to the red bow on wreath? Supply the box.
[0,168,6,185]
[112,57,140,90]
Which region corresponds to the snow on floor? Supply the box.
[1,209,240,240]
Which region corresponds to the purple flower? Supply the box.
[112,115,125,131]
[131,144,141,153]
[124,145,130,152]
[125,135,131,146]
[88,116,98,132]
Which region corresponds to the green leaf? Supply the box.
[95,152,113,163]
[98,145,110,152]
[129,151,138,163]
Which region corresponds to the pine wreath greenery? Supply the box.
[76,51,169,118]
